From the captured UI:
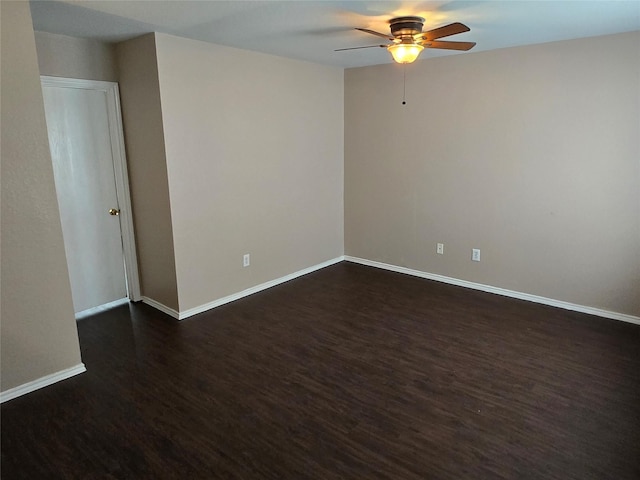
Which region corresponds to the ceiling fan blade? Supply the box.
[355,27,395,41]
[423,40,476,51]
[419,22,470,41]
[335,45,388,51]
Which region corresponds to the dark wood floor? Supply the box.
[2,262,639,479]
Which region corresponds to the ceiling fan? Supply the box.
[337,16,476,64]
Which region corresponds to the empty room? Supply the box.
[1,1,639,478]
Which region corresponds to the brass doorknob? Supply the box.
[108,208,120,216]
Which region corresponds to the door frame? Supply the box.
[41,75,141,302]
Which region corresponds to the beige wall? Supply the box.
[34,31,118,82]
[345,31,640,317]
[116,34,179,310]
[1,1,83,392]
[154,34,344,311]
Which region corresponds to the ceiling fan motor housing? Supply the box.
[389,16,425,38]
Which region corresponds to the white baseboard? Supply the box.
[345,256,640,326]
[141,256,346,320]
[178,256,345,320]
[75,298,129,320]
[0,363,87,404]
[141,296,180,319]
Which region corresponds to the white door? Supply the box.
[41,77,140,316]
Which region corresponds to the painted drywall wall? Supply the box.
[154,33,344,311]
[1,1,83,392]
[115,34,179,310]
[345,31,640,317]
[34,31,118,82]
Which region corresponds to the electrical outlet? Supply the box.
[437,243,444,255]
[243,253,250,267]
[472,249,481,262]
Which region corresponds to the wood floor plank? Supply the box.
[2,262,638,479]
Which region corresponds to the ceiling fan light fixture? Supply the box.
[387,43,424,64]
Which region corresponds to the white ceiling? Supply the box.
[30,1,640,68]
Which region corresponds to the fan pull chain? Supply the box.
[402,65,407,105]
